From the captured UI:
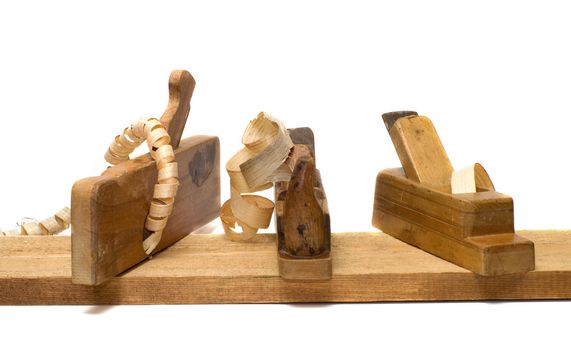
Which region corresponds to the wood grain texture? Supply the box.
[275,129,331,280]
[71,136,220,285]
[159,70,195,149]
[71,70,220,286]
[377,112,534,276]
[373,168,534,276]
[283,157,325,256]
[287,127,315,158]
[376,168,515,239]
[0,231,569,304]
[382,112,454,192]
[451,163,496,194]
[276,158,332,280]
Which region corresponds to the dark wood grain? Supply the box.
[287,127,315,160]
[274,129,331,280]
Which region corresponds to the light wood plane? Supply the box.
[373,111,534,276]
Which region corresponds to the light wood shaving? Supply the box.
[221,112,293,242]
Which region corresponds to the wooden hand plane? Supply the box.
[274,128,332,280]
[372,111,535,276]
[71,70,220,286]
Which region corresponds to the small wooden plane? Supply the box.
[275,128,331,280]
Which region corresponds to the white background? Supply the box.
[1,1,570,349]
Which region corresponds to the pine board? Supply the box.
[0,230,570,304]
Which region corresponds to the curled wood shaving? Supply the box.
[105,117,179,254]
[221,112,293,242]
[451,163,495,194]
[1,117,176,256]
[1,207,70,236]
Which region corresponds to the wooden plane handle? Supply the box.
[283,151,326,257]
[381,111,454,193]
[159,70,196,149]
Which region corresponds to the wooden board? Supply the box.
[1,230,570,304]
